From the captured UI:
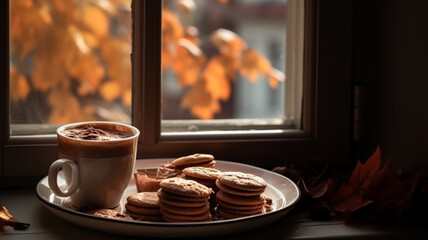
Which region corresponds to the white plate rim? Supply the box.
[36,159,300,237]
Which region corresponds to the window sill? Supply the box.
[1,189,426,240]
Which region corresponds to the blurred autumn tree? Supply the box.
[10,0,132,124]
[10,0,284,125]
[162,0,284,119]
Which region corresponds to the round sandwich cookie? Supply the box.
[182,167,222,188]
[215,187,266,220]
[160,209,211,222]
[171,153,216,169]
[157,189,209,207]
[215,191,265,207]
[158,201,210,216]
[182,166,222,180]
[216,198,264,210]
[125,203,161,216]
[127,191,160,208]
[217,172,267,192]
[159,177,214,198]
[125,192,163,221]
[216,180,264,196]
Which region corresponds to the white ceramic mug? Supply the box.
[48,121,140,209]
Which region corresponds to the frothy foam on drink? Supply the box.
[62,125,133,141]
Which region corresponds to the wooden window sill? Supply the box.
[1,189,426,240]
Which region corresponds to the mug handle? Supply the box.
[48,159,79,197]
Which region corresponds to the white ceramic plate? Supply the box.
[36,159,300,238]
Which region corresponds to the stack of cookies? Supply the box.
[215,172,267,219]
[182,166,223,212]
[163,153,216,171]
[125,192,163,221]
[157,177,214,222]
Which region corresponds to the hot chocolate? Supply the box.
[57,122,137,158]
[61,125,133,141]
[49,121,140,209]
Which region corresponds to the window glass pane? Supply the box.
[9,0,132,135]
[161,0,299,133]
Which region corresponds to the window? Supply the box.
[160,0,300,135]
[1,0,353,187]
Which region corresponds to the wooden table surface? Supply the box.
[1,189,426,240]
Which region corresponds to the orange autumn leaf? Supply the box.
[31,25,77,92]
[240,48,272,83]
[122,87,132,107]
[328,146,381,213]
[217,0,230,3]
[50,0,77,22]
[162,9,184,45]
[99,38,131,105]
[210,29,245,79]
[363,157,426,217]
[172,38,206,87]
[325,145,428,222]
[82,5,109,38]
[0,204,30,230]
[101,37,131,80]
[211,28,246,58]
[100,81,122,102]
[183,26,200,46]
[69,54,105,96]
[10,65,30,101]
[203,56,231,101]
[99,38,131,88]
[181,78,220,119]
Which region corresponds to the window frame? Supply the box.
[1,0,353,188]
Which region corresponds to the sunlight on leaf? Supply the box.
[268,68,285,88]
[173,39,206,87]
[100,81,122,102]
[240,48,272,83]
[69,54,105,96]
[181,78,220,119]
[177,0,196,14]
[83,5,109,38]
[211,28,246,58]
[203,56,230,101]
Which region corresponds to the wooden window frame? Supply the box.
[0,0,352,188]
